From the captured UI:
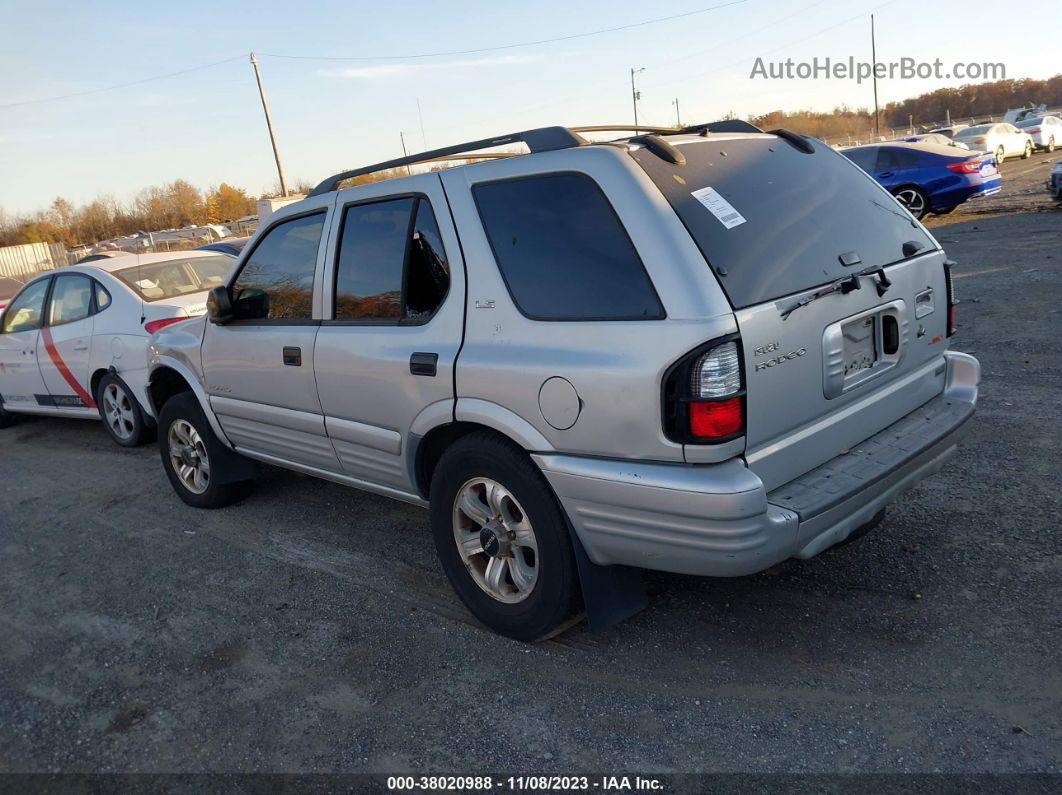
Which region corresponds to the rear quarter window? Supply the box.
[472,173,664,321]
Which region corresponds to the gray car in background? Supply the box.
[146,123,979,640]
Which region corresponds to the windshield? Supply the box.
[1016,118,1044,129]
[113,255,232,301]
[630,135,936,309]
[956,125,992,137]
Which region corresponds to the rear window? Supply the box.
[630,136,936,309]
[114,255,232,302]
[1015,118,1043,129]
[472,173,664,321]
[956,125,991,137]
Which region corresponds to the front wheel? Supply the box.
[96,373,154,447]
[429,432,582,641]
[1022,141,1033,159]
[894,186,929,220]
[158,391,255,508]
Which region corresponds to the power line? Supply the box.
[258,0,749,62]
[0,55,245,110]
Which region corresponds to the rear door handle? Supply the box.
[74,340,89,351]
[282,346,302,366]
[409,352,438,377]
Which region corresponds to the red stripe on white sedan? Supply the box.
[39,327,96,409]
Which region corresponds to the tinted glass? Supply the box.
[473,174,664,320]
[956,125,991,137]
[48,274,94,325]
[631,136,936,309]
[406,200,450,320]
[1,278,49,333]
[1015,118,1042,129]
[842,147,876,171]
[334,199,413,320]
[232,213,324,320]
[114,255,233,302]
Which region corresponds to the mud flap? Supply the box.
[568,520,647,632]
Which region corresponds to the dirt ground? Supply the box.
[1,150,1060,778]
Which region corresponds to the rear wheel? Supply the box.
[1046,137,1055,153]
[893,186,929,220]
[96,373,154,447]
[158,391,255,509]
[996,146,1005,165]
[429,432,582,641]
[1022,141,1033,159]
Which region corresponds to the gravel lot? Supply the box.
[1,150,1059,777]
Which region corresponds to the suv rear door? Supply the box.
[201,198,341,472]
[313,174,464,495]
[631,133,950,490]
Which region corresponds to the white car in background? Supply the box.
[953,122,1034,164]
[0,251,234,446]
[1015,115,1062,152]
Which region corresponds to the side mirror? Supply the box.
[207,285,233,324]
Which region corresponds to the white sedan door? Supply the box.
[35,272,97,412]
[0,277,51,410]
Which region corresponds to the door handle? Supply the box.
[74,341,89,351]
[409,352,438,377]
[282,346,302,366]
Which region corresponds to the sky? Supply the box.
[1,0,1059,216]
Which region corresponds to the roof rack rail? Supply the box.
[570,125,680,135]
[680,119,763,135]
[308,126,586,196]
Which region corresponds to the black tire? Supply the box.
[0,398,14,429]
[96,373,154,447]
[158,391,255,509]
[429,431,582,641]
[1022,141,1032,159]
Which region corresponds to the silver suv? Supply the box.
[147,123,980,640]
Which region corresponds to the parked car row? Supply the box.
[1,123,980,641]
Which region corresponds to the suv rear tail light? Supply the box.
[663,338,745,443]
[144,317,186,334]
[943,260,958,337]
[1026,128,1041,135]
[946,159,983,174]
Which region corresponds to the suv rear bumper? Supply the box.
[535,351,979,577]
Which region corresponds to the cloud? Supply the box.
[317,55,537,80]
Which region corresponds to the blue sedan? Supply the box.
[841,142,1002,220]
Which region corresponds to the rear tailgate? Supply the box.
[630,132,950,490]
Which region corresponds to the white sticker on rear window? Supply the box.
[690,186,746,229]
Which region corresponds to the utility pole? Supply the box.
[250,52,288,197]
[672,98,681,128]
[870,15,880,138]
[399,132,412,175]
[630,67,645,127]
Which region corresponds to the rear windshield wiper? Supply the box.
[781,265,892,320]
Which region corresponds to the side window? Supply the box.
[333,197,450,322]
[843,148,876,172]
[231,213,325,321]
[875,149,899,172]
[472,173,664,321]
[48,274,94,326]
[95,282,111,311]
[1,279,50,334]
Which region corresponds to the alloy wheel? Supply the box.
[167,419,210,495]
[102,383,136,441]
[894,188,926,219]
[452,477,539,604]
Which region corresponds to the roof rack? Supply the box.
[308,126,586,196]
[308,120,770,197]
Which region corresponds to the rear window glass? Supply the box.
[114,255,232,302]
[472,173,664,321]
[956,125,991,137]
[630,136,936,309]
